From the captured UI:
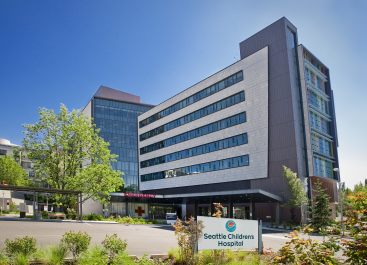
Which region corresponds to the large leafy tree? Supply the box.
[22,104,124,209]
[282,166,309,226]
[0,154,29,186]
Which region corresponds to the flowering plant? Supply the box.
[5,236,37,257]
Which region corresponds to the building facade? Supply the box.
[0,138,35,181]
[83,17,340,222]
[82,86,155,193]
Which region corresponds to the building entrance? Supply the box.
[150,205,180,219]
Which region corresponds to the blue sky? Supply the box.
[0,0,366,189]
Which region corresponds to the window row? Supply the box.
[0,149,7,155]
[139,71,243,128]
[140,112,247,155]
[304,52,327,76]
[311,134,333,157]
[309,112,331,135]
[140,91,245,141]
[140,133,248,168]
[307,89,329,115]
[94,98,153,113]
[305,67,325,93]
[313,157,334,179]
[96,119,138,133]
[94,106,143,120]
[141,155,249,182]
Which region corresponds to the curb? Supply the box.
[0,217,174,226]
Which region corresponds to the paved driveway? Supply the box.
[0,220,177,257]
[0,220,343,258]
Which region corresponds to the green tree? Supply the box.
[309,179,333,232]
[282,166,309,226]
[22,104,124,210]
[0,154,29,186]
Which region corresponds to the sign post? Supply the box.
[197,216,261,251]
[258,220,262,253]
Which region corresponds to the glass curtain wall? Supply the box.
[94,98,153,192]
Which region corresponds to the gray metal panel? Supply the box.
[239,17,301,197]
[239,18,287,59]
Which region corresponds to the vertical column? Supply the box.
[194,200,198,220]
[148,201,151,219]
[125,200,129,217]
[33,190,36,220]
[80,193,83,221]
[249,201,255,220]
[275,201,280,223]
[228,197,233,218]
[181,198,187,221]
[76,194,79,221]
[210,197,215,217]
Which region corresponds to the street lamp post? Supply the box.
[334,168,345,237]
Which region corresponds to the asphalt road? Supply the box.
[0,220,339,257]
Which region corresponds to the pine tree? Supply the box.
[310,179,333,232]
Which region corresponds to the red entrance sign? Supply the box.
[124,193,156,198]
[135,206,145,216]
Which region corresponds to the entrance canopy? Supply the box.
[110,189,283,205]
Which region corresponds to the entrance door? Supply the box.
[150,206,177,219]
[233,206,250,219]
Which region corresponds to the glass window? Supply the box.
[141,154,250,182]
[140,112,247,155]
[139,71,243,128]
[140,91,245,141]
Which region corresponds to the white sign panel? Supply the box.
[19,203,26,212]
[198,216,258,250]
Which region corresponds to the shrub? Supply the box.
[79,245,109,265]
[271,227,341,264]
[5,236,37,257]
[11,252,30,265]
[61,230,91,260]
[66,213,77,220]
[47,244,68,265]
[270,222,274,228]
[85,213,104,221]
[102,233,127,258]
[9,202,17,212]
[0,248,10,264]
[275,222,279,228]
[282,221,287,229]
[33,244,68,265]
[41,211,49,219]
[172,217,204,265]
[341,191,367,263]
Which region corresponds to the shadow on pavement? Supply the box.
[150,225,175,231]
[262,228,289,234]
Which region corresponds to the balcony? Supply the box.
[304,59,327,81]
[306,81,329,100]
